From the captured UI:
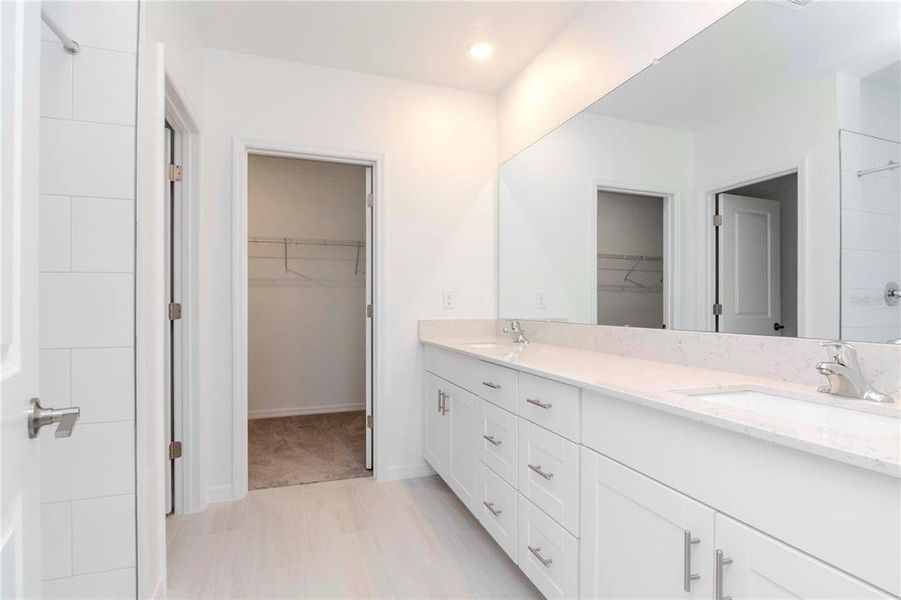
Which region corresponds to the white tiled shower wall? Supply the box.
[37,2,138,597]
[840,130,901,343]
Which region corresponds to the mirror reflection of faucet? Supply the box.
[815,342,892,403]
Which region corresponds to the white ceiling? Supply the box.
[587,0,901,131]
[192,1,587,94]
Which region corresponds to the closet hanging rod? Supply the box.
[597,253,662,261]
[248,236,364,248]
[857,161,899,178]
[41,11,80,54]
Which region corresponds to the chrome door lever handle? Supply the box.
[28,398,80,439]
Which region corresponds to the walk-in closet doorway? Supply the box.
[233,145,378,493]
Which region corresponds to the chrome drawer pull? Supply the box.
[482,434,502,446]
[715,549,733,600]
[483,501,502,517]
[528,545,553,568]
[482,381,501,389]
[683,530,700,592]
[528,464,554,480]
[525,397,552,409]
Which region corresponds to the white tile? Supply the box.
[71,348,134,423]
[40,422,134,503]
[841,249,900,289]
[40,350,71,409]
[841,172,900,216]
[71,198,134,273]
[73,48,136,126]
[39,273,133,349]
[841,210,901,253]
[841,326,900,344]
[840,131,866,172]
[841,288,900,328]
[41,503,72,580]
[40,41,73,119]
[42,568,135,599]
[39,195,70,272]
[869,138,901,179]
[41,2,138,53]
[71,495,135,575]
[39,119,134,199]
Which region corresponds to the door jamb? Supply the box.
[231,138,384,500]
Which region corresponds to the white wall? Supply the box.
[247,156,366,418]
[499,112,694,324]
[38,2,138,597]
[200,49,497,493]
[496,1,740,162]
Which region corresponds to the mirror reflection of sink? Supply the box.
[678,387,900,437]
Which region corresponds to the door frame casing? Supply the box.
[163,73,202,515]
[702,158,807,335]
[591,180,679,330]
[231,138,384,499]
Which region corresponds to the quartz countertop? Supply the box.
[420,335,901,479]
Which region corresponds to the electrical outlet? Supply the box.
[536,290,548,309]
[442,290,456,310]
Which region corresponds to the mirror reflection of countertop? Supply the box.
[420,335,901,479]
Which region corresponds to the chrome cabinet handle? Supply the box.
[28,398,80,439]
[482,434,502,446]
[715,549,733,600]
[525,397,552,409]
[683,530,700,592]
[482,381,501,389]
[437,389,443,414]
[527,545,553,568]
[483,501,502,517]
[441,391,449,415]
[527,464,554,480]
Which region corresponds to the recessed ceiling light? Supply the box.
[468,42,494,62]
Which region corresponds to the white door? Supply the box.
[581,448,715,599]
[448,386,479,515]
[1,1,41,595]
[364,166,373,470]
[718,193,781,336]
[423,373,450,478]
[714,514,893,599]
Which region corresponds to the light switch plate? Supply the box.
[442,289,456,310]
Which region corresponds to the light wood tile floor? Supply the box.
[166,475,541,599]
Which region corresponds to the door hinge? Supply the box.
[366,414,373,429]
[168,163,183,182]
[366,193,373,208]
[168,302,182,320]
[169,440,183,460]
[712,214,723,227]
[366,304,373,318]
[712,303,723,315]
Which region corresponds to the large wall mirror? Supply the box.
[499,0,900,344]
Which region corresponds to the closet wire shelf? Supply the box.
[597,253,663,294]
[248,236,367,282]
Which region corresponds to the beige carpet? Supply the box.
[248,411,371,490]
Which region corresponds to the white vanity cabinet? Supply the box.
[423,372,451,479]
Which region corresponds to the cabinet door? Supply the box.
[448,386,480,515]
[580,448,715,599]
[423,372,450,479]
[714,514,893,599]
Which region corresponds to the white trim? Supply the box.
[232,138,386,502]
[382,461,436,481]
[248,404,366,419]
[164,71,203,515]
[701,158,808,335]
[591,179,679,330]
[204,484,235,506]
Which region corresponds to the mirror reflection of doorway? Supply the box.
[715,173,798,337]
[596,189,666,328]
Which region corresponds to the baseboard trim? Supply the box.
[380,461,435,481]
[205,483,236,505]
[248,403,365,420]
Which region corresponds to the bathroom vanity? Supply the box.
[420,332,900,599]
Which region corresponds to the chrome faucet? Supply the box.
[503,320,529,344]
[815,341,892,403]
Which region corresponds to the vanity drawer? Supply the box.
[479,401,517,486]
[518,493,579,599]
[518,419,580,535]
[478,463,518,562]
[518,373,580,441]
[472,360,518,412]
[424,346,473,387]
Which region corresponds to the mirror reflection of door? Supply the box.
[716,173,798,337]
[596,189,665,328]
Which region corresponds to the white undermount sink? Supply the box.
[464,342,502,349]
[680,388,900,437]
